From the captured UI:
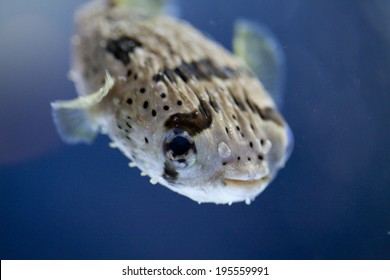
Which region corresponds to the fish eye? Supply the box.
[168,136,191,157]
[163,129,196,168]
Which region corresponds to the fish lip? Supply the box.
[224,177,269,189]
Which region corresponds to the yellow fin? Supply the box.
[234,20,285,107]
[108,0,179,17]
[51,72,114,144]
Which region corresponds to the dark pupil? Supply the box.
[169,136,191,157]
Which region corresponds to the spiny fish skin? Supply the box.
[62,1,293,204]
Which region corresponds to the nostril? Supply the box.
[218,142,231,158]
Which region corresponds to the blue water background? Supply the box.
[1,0,389,259]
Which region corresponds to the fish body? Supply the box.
[52,0,293,204]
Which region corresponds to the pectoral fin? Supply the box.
[233,20,285,108]
[51,72,114,144]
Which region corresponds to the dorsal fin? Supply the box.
[108,0,180,17]
[233,20,285,108]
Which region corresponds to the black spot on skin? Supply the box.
[232,95,246,111]
[249,142,253,148]
[191,59,238,80]
[143,101,149,109]
[134,73,138,80]
[163,105,170,111]
[126,122,132,129]
[248,157,251,161]
[232,115,237,120]
[245,97,255,112]
[260,139,265,146]
[164,69,176,83]
[153,70,176,83]
[106,36,142,65]
[187,61,207,80]
[250,124,254,130]
[260,107,285,127]
[174,64,191,83]
[225,127,229,134]
[222,162,227,166]
[209,99,219,113]
[127,69,132,77]
[152,109,157,117]
[236,126,240,131]
[255,106,285,127]
[145,137,149,144]
[237,157,241,161]
[153,72,164,82]
[255,105,262,117]
[258,154,264,160]
[152,58,243,83]
[127,98,133,105]
[140,88,146,94]
[117,124,123,130]
[164,98,213,136]
[206,90,220,113]
[163,162,178,183]
[223,66,239,78]
[160,93,167,99]
[177,100,183,106]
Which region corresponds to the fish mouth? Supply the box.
[224,177,269,189]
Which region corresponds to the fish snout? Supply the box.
[223,163,270,189]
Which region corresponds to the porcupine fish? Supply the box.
[51,0,293,205]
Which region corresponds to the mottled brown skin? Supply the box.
[70,1,291,203]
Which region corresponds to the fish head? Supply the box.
[119,86,293,205]
[159,122,271,205]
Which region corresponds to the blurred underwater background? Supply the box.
[0,0,389,259]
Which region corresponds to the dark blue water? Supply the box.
[1,0,389,259]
